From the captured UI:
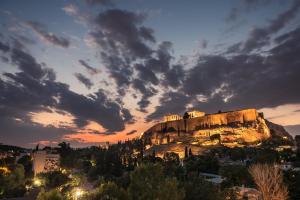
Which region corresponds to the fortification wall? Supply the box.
[145,109,258,134]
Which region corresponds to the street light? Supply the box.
[73,188,84,200]
[33,178,42,187]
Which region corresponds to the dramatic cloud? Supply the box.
[87,8,167,111]
[148,24,300,120]
[74,73,93,89]
[78,60,101,75]
[240,0,300,53]
[10,48,51,79]
[26,21,70,48]
[147,92,190,121]
[0,40,134,135]
[84,8,187,112]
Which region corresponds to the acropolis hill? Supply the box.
[141,108,292,158]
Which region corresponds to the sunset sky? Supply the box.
[0,0,300,148]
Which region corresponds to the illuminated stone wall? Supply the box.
[146,109,259,134]
[32,150,60,175]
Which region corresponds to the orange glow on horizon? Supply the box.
[29,108,155,146]
[62,120,154,144]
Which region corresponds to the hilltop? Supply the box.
[141,108,293,158]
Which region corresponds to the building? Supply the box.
[32,150,60,175]
[199,173,225,184]
[163,114,183,122]
[0,151,13,159]
[232,186,261,200]
[187,110,205,118]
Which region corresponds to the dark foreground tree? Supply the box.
[86,182,128,200]
[183,176,224,200]
[128,163,184,200]
[37,189,64,200]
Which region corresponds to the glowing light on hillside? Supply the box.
[33,178,42,187]
[73,188,85,200]
[0,166,10,174]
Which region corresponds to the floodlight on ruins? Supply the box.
[73,188,84,200]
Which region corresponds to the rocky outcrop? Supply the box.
[141,108,291,157]
[265,120,293,140]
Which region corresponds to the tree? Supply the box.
[86,182,128,200]
[184,176,224,200]
[249,163,288,200]
[38,171,70,189]
[295,135,300,148]
[17,155,33,178]
[0,164,26,198]
[185,154,219,174]
[219,165,253,187]
[128,163,184,200]
[37,189,65,200]
[284,170,300,200]
[188,148,193,157]
[184,146,188,159]
[58,142,77,168]
[183,112,190,132]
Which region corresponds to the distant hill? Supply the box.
[0,143,26,152]
[284,124,300,138]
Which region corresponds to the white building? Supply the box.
[187,110,205,118]
[163,114,183,122]
[200,172,225,184]
[32,150,60,175]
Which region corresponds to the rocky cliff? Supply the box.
[141,108,292,158]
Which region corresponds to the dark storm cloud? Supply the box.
[78,60,100,75]
[74,72,93,89]
[241,0,300,53]
[26,21,70,48]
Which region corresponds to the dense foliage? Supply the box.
[1,135,300,199]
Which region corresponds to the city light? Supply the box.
[0,166,10,174]
[73,188,84,200]
[33,178,42,187]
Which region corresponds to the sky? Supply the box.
[0,0,300,148]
